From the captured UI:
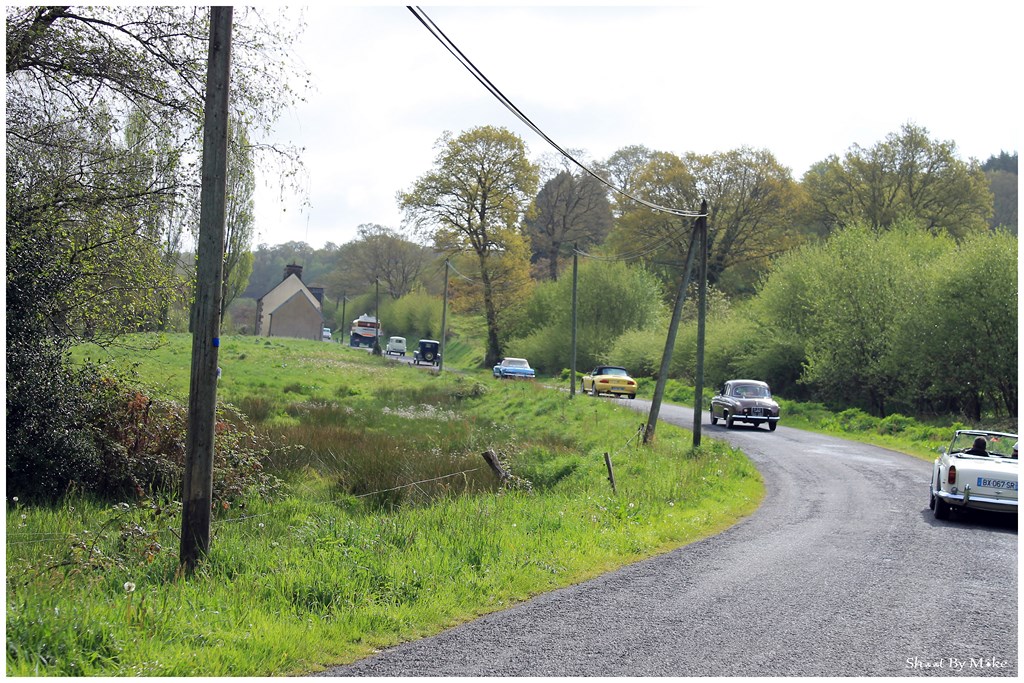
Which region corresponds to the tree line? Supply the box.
[235,125,1015,424]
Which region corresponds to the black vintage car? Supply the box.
[710,379,780,431]
[412,339,441,366]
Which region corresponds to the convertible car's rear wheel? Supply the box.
[590,384,598,397]
[928,484,936,510]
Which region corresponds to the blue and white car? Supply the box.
[930,429,1017,520]
[493,357,535,380]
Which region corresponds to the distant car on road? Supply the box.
[322,327,332,341]
[710,379,780,431]
[412,339,441,366]
[930,429,1018,520]
[493,357,535,379]
[581,366,637,399]
[386,336,407,356]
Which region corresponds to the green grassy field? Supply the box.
[7,334,764,676]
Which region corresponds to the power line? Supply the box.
[446,260,476,283]
[407,6,705,220]
[574,234,680,263]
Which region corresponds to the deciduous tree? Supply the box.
[607,147,799,290]
[803,123,992,237]
[399,126,538,366]
[525,168,613,281]
[222,118,256,321]
[344,224,432,300]
[6,5,305,500]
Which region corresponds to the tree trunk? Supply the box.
[478,254,501,367]
[548,240,561,281]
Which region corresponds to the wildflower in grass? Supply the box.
[124,582,136,593]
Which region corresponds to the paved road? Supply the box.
[318,400,1017,677]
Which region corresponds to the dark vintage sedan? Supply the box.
[412,339,441,366]
[710,379,780,431]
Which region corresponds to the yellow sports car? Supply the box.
[581,365,637,399]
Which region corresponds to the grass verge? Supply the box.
[7,334,763,676]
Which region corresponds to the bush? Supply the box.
[827,408,878,433]
[6,364,280,504]
[379,291,443,341]
[606,327,664,378]
[6,355,109,502]
[877,413,915,435]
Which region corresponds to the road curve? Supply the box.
[317,399,1017,677]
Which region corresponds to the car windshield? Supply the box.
[949,432,1017,458]
[599,367,628,376]
[505,359,529,368]
[733,384,770,398]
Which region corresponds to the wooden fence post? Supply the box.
[482,450,508,483]
[604,452,616,494]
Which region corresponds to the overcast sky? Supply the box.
[251,1,1021,250]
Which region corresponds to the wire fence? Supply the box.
[6,419,646,551]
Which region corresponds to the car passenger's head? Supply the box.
[972,436,988,451]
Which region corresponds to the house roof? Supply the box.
[258,273,322,315]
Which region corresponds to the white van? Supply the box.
[386,336,407,356]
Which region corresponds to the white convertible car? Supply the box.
[930,429,1018,520]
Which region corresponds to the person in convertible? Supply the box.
[963,436,990,456]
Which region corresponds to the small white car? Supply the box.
[322,327,332,341]
[385,336,406,356]
[930,429,1018,520]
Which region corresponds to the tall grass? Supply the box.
[9,334,764,676]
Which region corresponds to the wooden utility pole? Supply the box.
[643,212,701,445]
[692,200,709,447]
[570,244,578,398]
[180,6,232,574]
[341,293,347,344]
[372,278,382,355]
[439,259,449,372]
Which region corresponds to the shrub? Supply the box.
[877,413,915,435]
[606,327,663,378]
[6,366,280,504]
[829,408,878,432]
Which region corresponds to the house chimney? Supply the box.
[284,264,303,281]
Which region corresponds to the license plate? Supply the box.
[977,477,1017,490]
[752,408,765,416]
